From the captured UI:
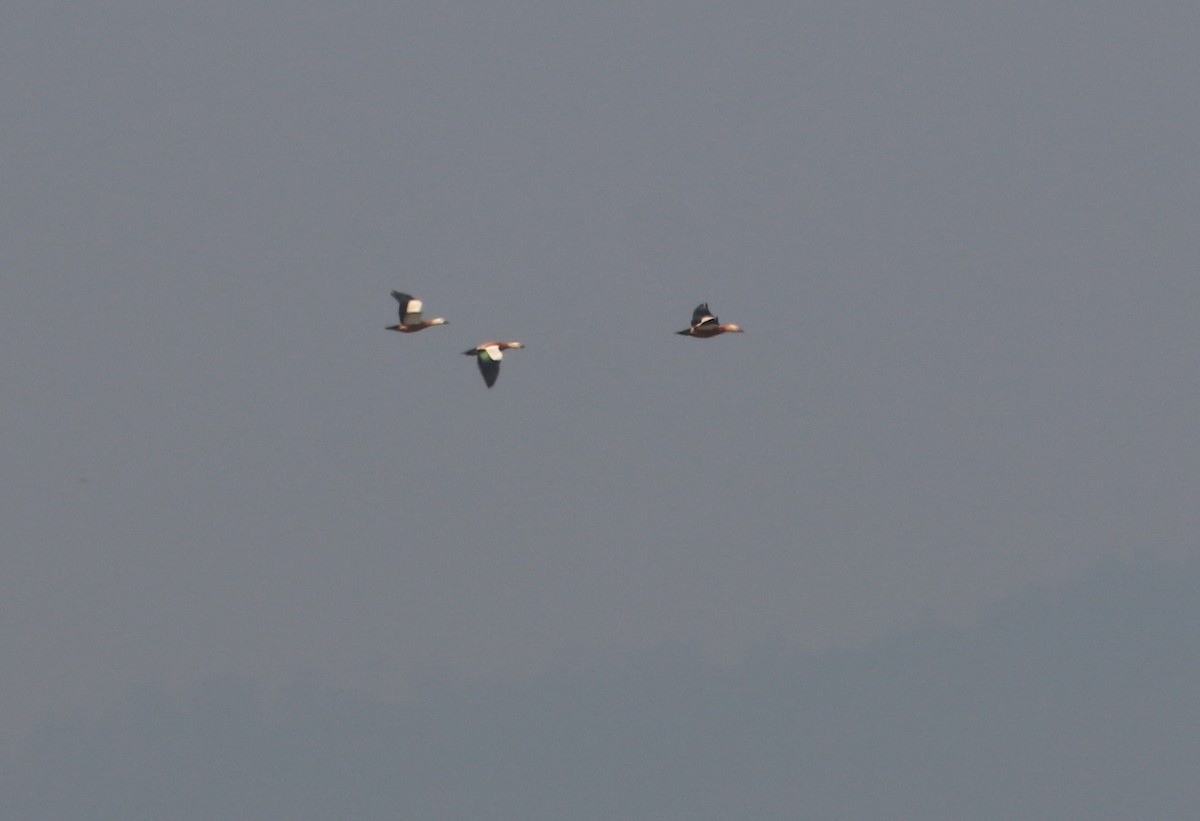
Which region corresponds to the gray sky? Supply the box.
[2,1,1199,814]
[7,558,1200,818]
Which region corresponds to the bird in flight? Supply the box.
[386,292,447,333]
[463,341,525,388]
[676,303,744,337]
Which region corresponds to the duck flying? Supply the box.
[386,291,447,332]
[677,303,744,338]
[463,341,524,388]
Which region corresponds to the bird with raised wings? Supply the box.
[676,303,744,338]
[386,291,447,333]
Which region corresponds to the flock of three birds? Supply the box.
[387,290,745,388]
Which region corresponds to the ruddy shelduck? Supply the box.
[677,303,744,338]
[386,291,447,332]
[463,341,524,388]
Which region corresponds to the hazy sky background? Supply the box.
[3,1,1198,816]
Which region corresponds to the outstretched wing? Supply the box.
[691,303,717,328]
[476,348,502,388]
[391,291,424,326]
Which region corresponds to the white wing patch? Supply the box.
[407,298,423,314]
[484,344,503,361]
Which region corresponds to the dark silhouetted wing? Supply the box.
[477,353,500,388]
[691,303,717,328]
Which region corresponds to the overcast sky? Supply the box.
[2,2,1198,816]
